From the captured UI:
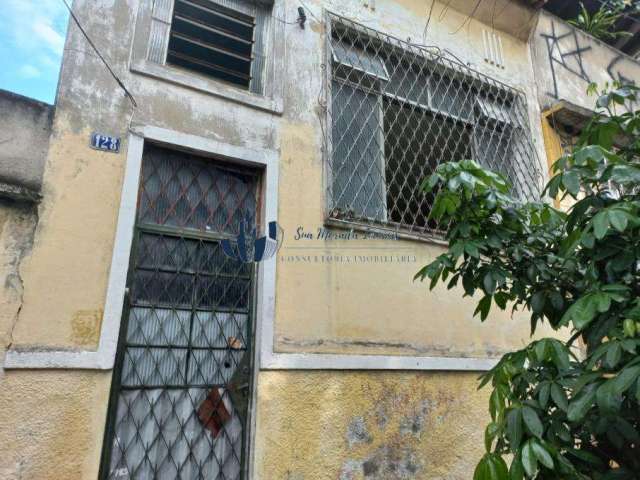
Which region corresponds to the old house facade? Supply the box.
[0,0,639,479]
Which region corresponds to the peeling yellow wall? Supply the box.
[254,371,489,479]
[275,120,552,358]
[10,118,127,349]
[0,370,112,480]
[0,202,37,353]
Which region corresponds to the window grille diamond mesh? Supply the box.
[325,13,543,236]
[101,145,258,480]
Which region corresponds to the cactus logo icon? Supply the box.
[221,213,284,263]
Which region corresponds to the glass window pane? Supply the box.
[331,80,386,221]
[196,276,250,310]
[188,350,246,385]
[191,311,249,349]
[136,234,199,272]
[108,388,243,480]
[384,101,472,230]
[126,307,191,346]
[131,271,196,308]
[121,348,187,387]
[138,146,257,234]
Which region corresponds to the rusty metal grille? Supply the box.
[100,145,259,480]
[325,13,543,236]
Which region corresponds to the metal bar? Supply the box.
[325,12,543,238]
[100,145,260,480]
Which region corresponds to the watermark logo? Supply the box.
[221,213,283,263]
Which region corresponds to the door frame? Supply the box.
[98,125,279,480]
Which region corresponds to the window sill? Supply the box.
[324,217,448,246]
[130,59,284,115]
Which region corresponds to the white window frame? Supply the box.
[129,0,286,114]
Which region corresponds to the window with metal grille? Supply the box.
[164,0,271,93]
[100,145,259,480]
[326,13,543,237]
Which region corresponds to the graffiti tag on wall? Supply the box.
[540,21,640,111]
[540,22,592,100]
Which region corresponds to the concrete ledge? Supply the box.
[3,349,108,370]
[0,89,53,192]
[261,351,499,372]
[0,181,42,203]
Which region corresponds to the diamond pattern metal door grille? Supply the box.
[101,145,259,480]
[325,13,544,237]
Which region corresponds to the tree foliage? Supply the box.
[415,84,640,479]
[568,2,634,42]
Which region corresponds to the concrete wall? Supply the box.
[0,1,580,479]
[532,9,640,112]
[0,90,53,194]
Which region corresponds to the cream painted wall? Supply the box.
[0,369,112,479]
[6,0,550,359]
[254,371,489,479]
[272,0,550,358]
[275,120,542,359]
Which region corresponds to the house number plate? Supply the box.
[90,133,121,153]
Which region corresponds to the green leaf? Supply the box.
[623,319,637,338]
[475,454,509,480]
[567,448,604,467]
[549,291,565,311]
[475,295,492,322]
[465,241,480,258]
[534,340,548,362]
[551,341,571,371]
[538,382,551,409]
[531,291,546,314]
[581,232,595,249]
[485,422,500,453]
[608,209,629,232]
[487,454,509,480]
[421,173,441,192]
[494,292,508,310]
[489,387,506,422]
[567,385,597,422]
[586,343,610,370]
[574,145,606,164]
[509,455,524,480]
[522,406,543,438]
[521,441,538,477]
[531,439,554,469]
[474,456,491,480]
[550,383,568,411]
[561,294,598,330]
[484,272,497,295]
[594,292,611,312]
[573,372,602,396]
[605,342,622,369]
[506,408,524,451]
[546,174,563,199]
[592,211,610,239]
[614,417,640,444]
[562,171,580,196]
[596,381,620,413]
[611,366,640,395]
